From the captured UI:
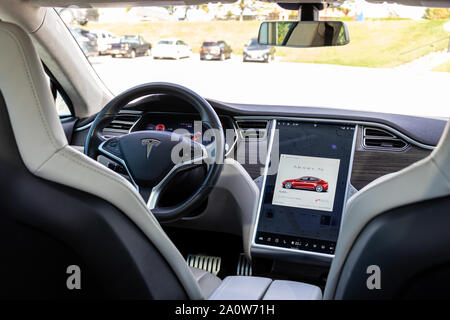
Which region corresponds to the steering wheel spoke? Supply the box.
[98,138,140,188]
[147,144,208,209]
[98,137,124,161]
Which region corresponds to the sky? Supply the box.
[354,1,426,19]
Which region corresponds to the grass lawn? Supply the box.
[433,60,450,72]
[87,19,450,68]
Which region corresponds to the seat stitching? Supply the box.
[57,148,156,219]
[431,157,450,189]
[0,28,60,150]
[34,144,66,173]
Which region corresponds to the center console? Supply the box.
[251,119,356,264]
[208,276,322,300]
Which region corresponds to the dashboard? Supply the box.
[70,94,445,267]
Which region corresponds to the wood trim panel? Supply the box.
[350,126,430,190]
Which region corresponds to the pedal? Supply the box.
[236,253,252,276]
[187,254,221,276]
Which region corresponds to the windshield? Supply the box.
[58,3,450,118]
[248,38,258,46]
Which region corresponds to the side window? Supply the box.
[176,40,182,46]
[45,72,72,116]
[55,92,71,116]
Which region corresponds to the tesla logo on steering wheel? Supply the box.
[141,138,161,159]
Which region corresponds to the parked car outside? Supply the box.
[200,40,232,61]
[243,38,276,63]
[89,30,118,55]
[153,39,191,60]
[106,35,151,58]
[70,28,98,57]
[282,177,328,192]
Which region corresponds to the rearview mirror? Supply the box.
[258,21,349,48]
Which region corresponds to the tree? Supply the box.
[238,0,256,22]
[199,4,209,13]
[337,0,356,17]
[423,8,450,20]
[85,9,99,22]
[164,6,175,15]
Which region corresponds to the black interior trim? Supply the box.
[209,99,446,147]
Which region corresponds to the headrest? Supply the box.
[0,22,67,173]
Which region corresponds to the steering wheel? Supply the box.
[85,82,224,222]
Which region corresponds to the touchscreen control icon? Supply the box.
[255,232,336,254]
[282,176,328,192]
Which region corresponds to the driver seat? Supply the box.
[0,21,221,299]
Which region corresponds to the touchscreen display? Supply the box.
[255,121,355,255]
[272,154,340,212]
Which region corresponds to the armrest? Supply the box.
[263,280,322,300]
[208,276,272,300]
[208,276,322,300]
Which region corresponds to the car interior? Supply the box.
[0,0,449,301]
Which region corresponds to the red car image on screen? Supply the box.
[282,176,328,192]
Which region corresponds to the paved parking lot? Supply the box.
[90,54,450,118]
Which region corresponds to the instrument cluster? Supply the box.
[134,115,207,144]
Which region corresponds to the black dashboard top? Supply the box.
[74,94,447,148]
[116,94,447,147]
[209,100,447,147]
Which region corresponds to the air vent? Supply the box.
[236,120,269,139]
[104,111,142,134]
[364,128,393,137]
[363,126,409,152]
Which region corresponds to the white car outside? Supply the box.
[152,39,191,59]
[90,30,118,55]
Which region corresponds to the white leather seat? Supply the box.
[0,20,220,299]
